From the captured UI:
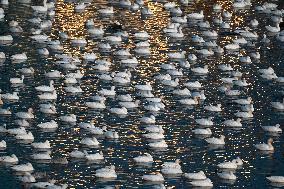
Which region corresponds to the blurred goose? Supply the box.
[192,128,212,135]
[218,171,237,180]
[0,140,6,148]
[261,124,282,133]
[12,163,34,172]
[133,153,153,163]
[267,176,284,183]
[84,151,104,161]
[271,99,284,110]
[60,114,76,122]
[10,75,24,84]
[31,140,51,149]
[205,135,225,145]
[190,178,213,187]
[15,108,34,119]
[217,160,238,169]
[195,117,214,126]
[80,137,99,146]
[184,171,207,180]
[95,165,117,178]
[148,140,168,148]
[204,104,222,112]
[37,120,58,129]
[0,154,18,163]
[254,138,274,151]
[142,173,164,182]
[223,118,242,127]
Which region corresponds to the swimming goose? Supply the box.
[70,150,85,158]
[19,67,35,75]
[133,153,153,163]
[191,65,209,74]
[266,23,280,32]
[95,165,117,178]
[192,128,212,135]
[148,140,168,148]
[80,137,99,146]
[187,11,204,19]
[37,120,58,129]
[12,163,34,172]
[35,80,55,92]
[84,151,104,161]
[15,131,34,140]
[86,100,106,109]
[261,124,282,133]
[109,107,128,115]
[98,86,116,96]
[218,171,237,180]
[8,127,27,135]
[254,138,274,151]
[195,117,214,126]
[104,130,119,139]
[190,178,213,187]
[184,171,207,180]
[0,140,6,148]
[31,140,51,149]
[267,176,284,183]
[173,88,191,96]
[179,97,199,105]
[233,97,252,105]
[145,125,164,133]
[205,135,225,145]
[271,99,284,110]
[143,132,164,140]
[0,154,18,163]
[1,92,19,100]
[60,114,76,123]
[10,75,24,84]
[217,160,238,169]
[184,81,202,89]
[31,152,51,160]
[204,104,222,112]
[15,108,34,119]
[139,115,156,124]
[223,118,242,127]
[142,173,164,182]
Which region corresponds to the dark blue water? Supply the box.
[0,0,284,188]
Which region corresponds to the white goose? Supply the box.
[133,153,153,163]
[254,138,274,151]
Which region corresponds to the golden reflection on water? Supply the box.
[31,0,282,188]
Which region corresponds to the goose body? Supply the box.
[12,163,34,172]
[267,176,284,183]
[133,153,153,163]
[80,137,99,146]
[142,173,164,182]
[184,171,207,180]
[205,135,225,145]
[261,124,282,133]
[192,128,212,135]
[190,178,213,187]
[255,138,274,151]
[0,154,18,163]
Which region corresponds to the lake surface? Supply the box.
[0,0,284,188]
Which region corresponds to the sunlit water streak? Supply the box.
[0,0,283,188]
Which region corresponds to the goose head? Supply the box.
[275,124,280,128]
[150,115,155,120]
[236,118,242,123]
[268,138,273,145]
[28,108,33,114]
